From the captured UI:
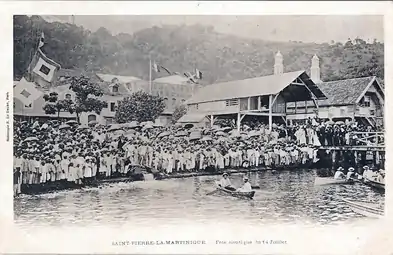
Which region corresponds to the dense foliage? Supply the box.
[14,15,384,84]
[42,92,73,118]
[115,91,165,123]
[171,104,187,124]
[68,76,108,123]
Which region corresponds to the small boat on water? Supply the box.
[364,178,385,191]
[341,198,384,218]
[216,187,255,199]
[314,177,354,186]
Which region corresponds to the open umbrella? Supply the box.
[335,121,345,125]
[189,131,202,140]
[24,137,39,142]
[66,120,78,125]
[175,131,188,137]
[88,120,98,126]
[230,130,241,137]
[201,136,213,141]
[124,121,139,129]
[219,127,232,132]
[248,130,261,137]
[153,123,164,127]
[142,124,154,130]
[59,124,71,130]
[215,131,227,137]
[158,131,170,138]
[184,123,194,129]
[326,120,334,125]
[108,124,122,132]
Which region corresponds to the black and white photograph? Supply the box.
[2,2,392,254]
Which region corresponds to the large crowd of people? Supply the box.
[13,116,381,196]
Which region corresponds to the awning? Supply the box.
[177,113,206,123]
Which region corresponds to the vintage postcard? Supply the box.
[0,1,392,254]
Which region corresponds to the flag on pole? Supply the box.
[195,68,202,79]
[28,48,61,84]
[38,32,45,48]
[13,77,43,106]
[152,61,160,72]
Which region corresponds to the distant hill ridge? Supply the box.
[14,15,384,85]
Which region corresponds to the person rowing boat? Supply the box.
[217,172,236,191]
[236,176,252,192]
[334,167,345,180]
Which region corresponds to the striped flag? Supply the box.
[152,61,160,72]
[28,48,61,84]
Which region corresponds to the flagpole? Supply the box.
[149,56,152,94]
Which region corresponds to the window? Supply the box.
[364,96,371,107]
[20,89,31,98]
[24,103,33,109]
[226,99,239,106]
[112,85,119,93]
[110,102,116,112]
[39,65,51,75]
[65,93,72,100]
[106,117,114,125]
[88,114,97,123]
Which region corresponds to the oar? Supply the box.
[206,189,218,195]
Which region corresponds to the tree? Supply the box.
[171,104,187,124]
[69,76,108,123]
[42,92,73,119]
[115,91,165,123]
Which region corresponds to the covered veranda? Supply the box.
[206,71,327,131]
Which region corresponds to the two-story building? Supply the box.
[182,52,384,129]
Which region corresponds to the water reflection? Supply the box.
[14,170,384,227]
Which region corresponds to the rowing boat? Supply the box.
[341,198,384,218]
[216,187,255,199]
[364,178,385,191]
[314,177,354,186]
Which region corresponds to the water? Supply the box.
[14,170,384,227]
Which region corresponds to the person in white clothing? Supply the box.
[217,173,235,191]
[236,177,252,192]
[346,167,355,180]
[334,167,345,180]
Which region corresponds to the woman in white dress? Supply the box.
[166,151,173,174]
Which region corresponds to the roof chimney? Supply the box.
[311,54,321,83]
[274,51,284,75]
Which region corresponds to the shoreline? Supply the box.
[16,165,320,196]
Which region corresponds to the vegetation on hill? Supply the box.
[14,15,384,84]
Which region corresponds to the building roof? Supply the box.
[154,75,191,85]
[96,73,141,83]
[13,96,75,118]
[287,76,379,108]
[187,70,326,104]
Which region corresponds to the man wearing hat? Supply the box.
[217,172,235,191]
[236,176,252,192]
[334,167,345,180]
[346,167,355,180]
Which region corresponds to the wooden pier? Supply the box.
[317,132,385,169]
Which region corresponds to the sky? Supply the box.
[46,15,384,44]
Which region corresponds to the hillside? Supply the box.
[14,15,384,85]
